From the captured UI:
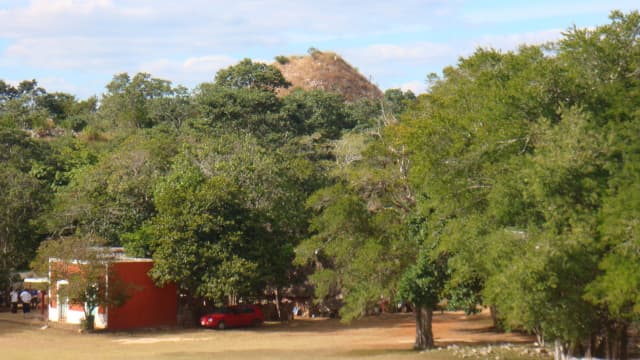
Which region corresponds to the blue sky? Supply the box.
[0,0,637,99]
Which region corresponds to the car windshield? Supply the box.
[212,308,231,314]
[212,307,243,315]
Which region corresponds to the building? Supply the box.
[48,250,177,330]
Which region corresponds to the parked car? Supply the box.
[200,304,264,330]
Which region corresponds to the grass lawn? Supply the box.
[0,310,546,360]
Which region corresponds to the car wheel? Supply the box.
[252,319,262,327]
[217,321,226,330]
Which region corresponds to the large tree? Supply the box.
[400,10,640,359]
[0,129,58,286]
[98,73,189,129]
[214,58,290,91]
[44,128,179,243]
[124,130,313,309]
[296,124,418,325]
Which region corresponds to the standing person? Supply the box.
[10,288,19,313]
[30,288,38,310]
[19,289,32,316]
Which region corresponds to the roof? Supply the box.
[49,247,153,264]
[24,277,49,284]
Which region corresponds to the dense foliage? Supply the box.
[0,11,638,358]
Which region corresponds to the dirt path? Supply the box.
[0,309,536,360]
[277,309,533,349]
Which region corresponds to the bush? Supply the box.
[275,55,290,65]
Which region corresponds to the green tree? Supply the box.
[194,83,285,139]
[383,88,416,118]
[32,236,131,330]
[45,128,179,243]
[281,89,353,138]
[0,79,49,129]
[400,11,640,359]
[124,130,312,310]
[399,250,448,349]
[214,58,290,91]
[0,129,57,286]
[296,123,417,324]
[98,73,186,129]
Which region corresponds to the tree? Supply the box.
[399,250,447,349]
[399,11,640,359]
[281,89,353,138]
[194,83,285,140]
[0,129,58,286]
[296,120,417,322]
[0,79,49,129]
[98,73,186,129]
[0,167,48,284]
[31,236,131,330]
[44,128,179,243]
[123,130,312,311]
[383,88,416,118]
[214,58,290,91]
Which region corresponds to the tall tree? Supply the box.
[296,124,417,325]
[194,82,284,139]
[399,250,447,349]
[124,130,313,310]
[0,129,57,286]
[281,89,353,138]
[44,128,179,243]
[98,73,186,129]
[401,11,640,359]
[214,58,290,91]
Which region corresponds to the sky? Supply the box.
[0,0,637,99]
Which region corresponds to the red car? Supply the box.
[200,304,264,329]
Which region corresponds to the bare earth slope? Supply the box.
[274,51,383,102]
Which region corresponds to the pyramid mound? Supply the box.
[273,50,383,102]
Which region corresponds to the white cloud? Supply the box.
[3,36,167,70]
[340,41,456,89]
[0,0,629,98]
[38,76,80,95]
[471,29,564,52]
[0,0,463,94]
[397,80,428,94]
[348,42,455,63]
[139,55,237,86]
[0,0,457,39]
[27,0,113,14]
[462,1,638,25]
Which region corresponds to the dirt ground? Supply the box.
[0,309,541,360]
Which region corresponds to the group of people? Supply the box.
[9,287,39,314]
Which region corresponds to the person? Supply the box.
[10,288,18,314]
[30,288,38,310]
[19,289,32,315]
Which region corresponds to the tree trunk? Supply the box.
[228,293,237,306]
[554,339,568,360]
[489,305,503,331]
[414,305,434,350]
[606,322,628,360]
[274,288,283,321]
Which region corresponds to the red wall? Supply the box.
[107,261,177,330]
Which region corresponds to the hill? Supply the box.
[273,50,383,102]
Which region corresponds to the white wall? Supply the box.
[48,306,58,322]
[48,305,107,329]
